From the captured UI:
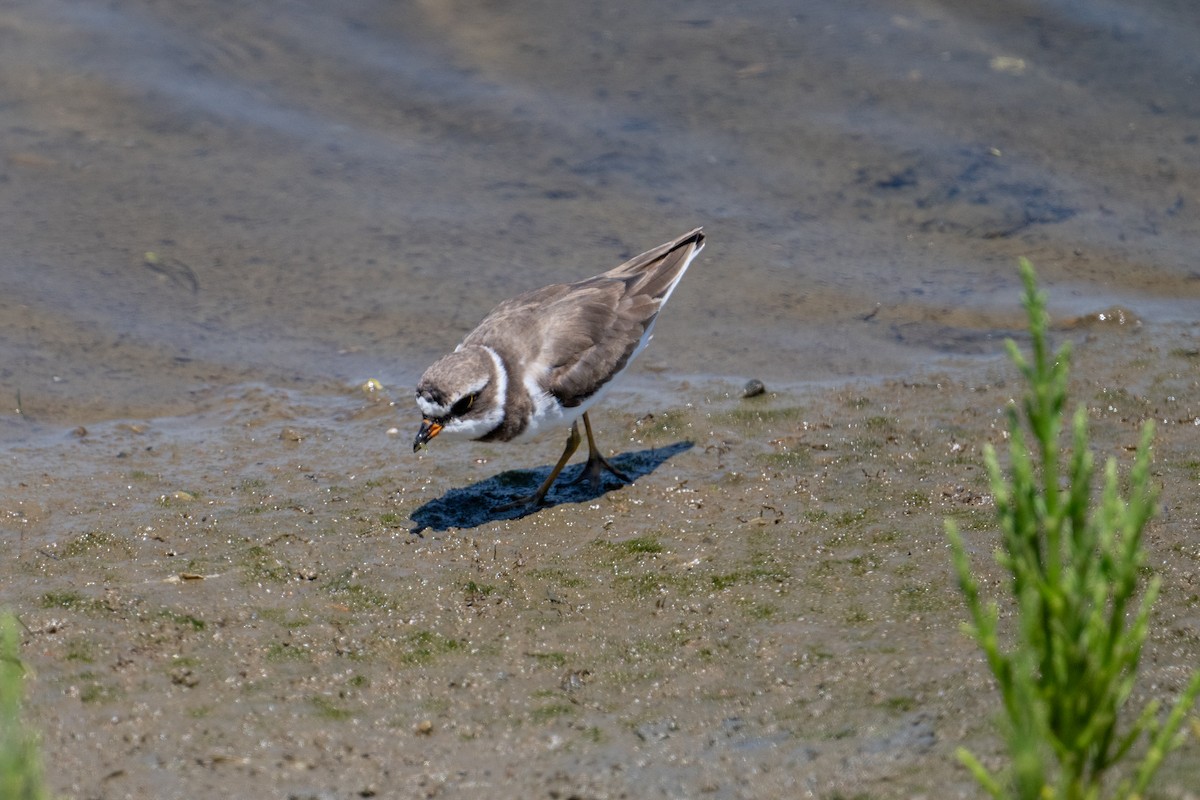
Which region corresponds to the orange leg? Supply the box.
[568,412,631,488]
[496,420,582,511]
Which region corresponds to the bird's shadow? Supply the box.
[408,440,694,534]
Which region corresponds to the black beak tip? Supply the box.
[413,419,438,453]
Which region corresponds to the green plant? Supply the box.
[1,613,48,800]
[945,259,1200,799]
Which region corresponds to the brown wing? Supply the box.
[462,228,703,407]
[543,228,704,405]
[541,278,657,406]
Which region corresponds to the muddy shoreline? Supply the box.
[4,320,1198,799]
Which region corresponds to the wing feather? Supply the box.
[462,228,704,409]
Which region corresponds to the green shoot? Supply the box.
[945,258,1200,799]
[1,613,48,800]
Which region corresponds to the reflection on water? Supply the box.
[1,0,1197,440]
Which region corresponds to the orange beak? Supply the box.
[413,419,443,452]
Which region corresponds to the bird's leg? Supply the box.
[569,412,631,489]
[496,421,582,511]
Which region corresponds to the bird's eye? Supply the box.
[450,393,476,417]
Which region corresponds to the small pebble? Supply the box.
[415,719,433,735]
[742,378,766,398]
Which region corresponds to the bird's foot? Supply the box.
[568,451,631,490]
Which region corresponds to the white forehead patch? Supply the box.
[417,396,450,419]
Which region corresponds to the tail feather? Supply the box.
[612,227,705,302]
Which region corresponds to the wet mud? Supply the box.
[4,323,1199,799]
[2,1,1199,797]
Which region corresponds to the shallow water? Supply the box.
[1,0,1198,445]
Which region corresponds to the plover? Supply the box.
[414,227,704,509]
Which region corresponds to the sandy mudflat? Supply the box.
[2,4,1199,794]
[4,320,1198,799]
